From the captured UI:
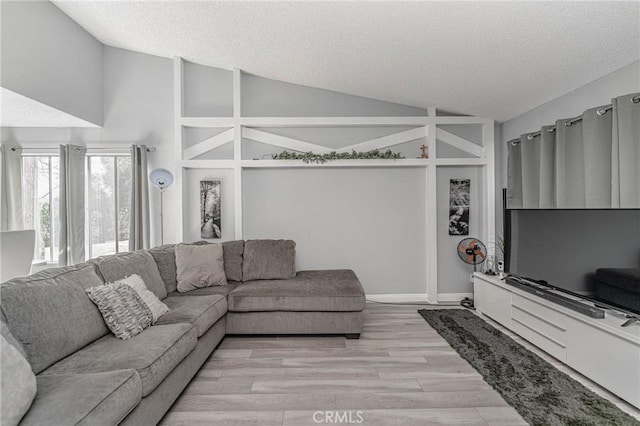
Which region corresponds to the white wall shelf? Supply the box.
[173,56,496,303]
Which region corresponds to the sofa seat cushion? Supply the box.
[20,370,141,426]
[40,323,196,397]
[596,268,640,294]
[169,281,241,297]
[156,294,227,337]
[228,270,365,312]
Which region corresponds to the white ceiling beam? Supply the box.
[240,117,428,127]
[180,117,235,127]
[436,128,485,158]
[183,128,234,160]
[336,127,427,153]
[242,128,332,154]
[434,116,492,125]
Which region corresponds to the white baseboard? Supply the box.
[437,292,473,303]
[366,293,430,303]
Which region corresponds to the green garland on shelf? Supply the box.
[272,149,405,164]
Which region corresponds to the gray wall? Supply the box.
[1,1,103,125]
[1,47,175,248]
[498,60,640,191]
[242,167,427,295]
[437,166,484,295]
[495,61,640,242]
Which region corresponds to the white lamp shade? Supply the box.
[149,168,174,189]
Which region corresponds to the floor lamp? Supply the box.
[149,168,174,245]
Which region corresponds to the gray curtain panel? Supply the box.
[582,105,612,208]
[129,145,150,251]
[506,139,523,208]
[538,126,556,208]
[0,145,22,230]
[612,93,640,208]
[520,133,541,208]
[507,92,638,210]
[59,145,86,266]
[554,116,585,208]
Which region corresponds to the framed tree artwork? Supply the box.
[449,179,470,236]
[200,180,221,239]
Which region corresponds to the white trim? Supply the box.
[173,56,184,242]
[425,107,438,304]
[366,293,430,303]
[437,292,473,302]
[240,159,429,168]
[483,122,496,257]
[182,160,236,169]
[337,127,427,153]
[242,128,333,154]
[241,116,429,127]
[434,116,492,125]
[233,68,243,239]
[183,128,234,160]
[436,128,485,158]
[436,158,487,166]
[181,117,235,127]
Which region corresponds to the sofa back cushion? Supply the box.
[94,250,167,300]
[148,244,179,293]
[243,239,296,281]
[149,240,244,293]
[222,240,244,281]
[0,263,109,374]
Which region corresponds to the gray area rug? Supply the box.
[418,309,640,426]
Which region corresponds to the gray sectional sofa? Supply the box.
[0,239,365,426]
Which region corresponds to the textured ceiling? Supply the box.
[53,1,639,122]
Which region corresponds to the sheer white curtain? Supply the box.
[507,92,640,209]
[0,145,22,230]
[129,145,150,250]
[59,144,86,265]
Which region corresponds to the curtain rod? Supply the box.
[508,94,640,146]
[11,146,157,152]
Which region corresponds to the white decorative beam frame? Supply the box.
[173,57,495,304]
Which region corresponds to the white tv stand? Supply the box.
[473,273,640,409]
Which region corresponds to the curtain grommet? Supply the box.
[596,107,608,116]
[526,134,534,141]
[632,95,640,104]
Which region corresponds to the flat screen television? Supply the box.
[503,191,640,313]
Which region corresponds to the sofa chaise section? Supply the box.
[226,269,365,338]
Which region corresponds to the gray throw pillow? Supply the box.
[176,243,227,292]
[1,334,37,426]
[242,239,296,281]
[86,282,153,340]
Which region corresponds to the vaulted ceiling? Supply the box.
[53,1,639,122]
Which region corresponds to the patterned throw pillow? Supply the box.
[117,274,169,323]
[86,282,153,340]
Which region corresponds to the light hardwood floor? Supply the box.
[162,302,640,425]
[161,303,526,425]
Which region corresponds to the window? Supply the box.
[87,156,132,258]
[21,154,132,264]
